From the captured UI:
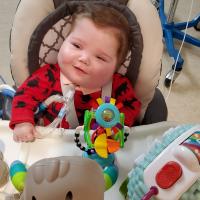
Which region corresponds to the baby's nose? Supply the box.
[78,53,90,65]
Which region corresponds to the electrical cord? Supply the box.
[164,0,194,101]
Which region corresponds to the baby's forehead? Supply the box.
[70,18,118,40]
[72,17,120,33]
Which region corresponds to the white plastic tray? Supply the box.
[0,120,177,199]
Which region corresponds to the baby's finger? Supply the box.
[17,136,27,142]
[13,134,19,142]
[24,133,35,142]
[15,134,33,142]
[33,129,42,139]
[13,135,27,142]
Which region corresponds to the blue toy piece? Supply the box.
[125,124,200,200]
[157,0,200,87]
[9,160,27,192]
[83,152,118,190]
[95,102,120,128]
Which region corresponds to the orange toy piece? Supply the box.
[107,139,120,153]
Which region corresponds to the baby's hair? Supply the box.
[115,0,129,4]
[69,3,131,69]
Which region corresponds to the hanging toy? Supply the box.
[123,124,200,200]
[74,96,130,190]
[9,160,27,192]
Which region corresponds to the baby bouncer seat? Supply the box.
[9,0,167,125]
[0,0,179,199]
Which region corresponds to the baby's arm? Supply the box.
[112,73,141,126]
[10,64,59,141]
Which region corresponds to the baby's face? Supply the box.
[58,17,118,89]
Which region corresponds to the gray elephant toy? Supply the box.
[7,156,104,200]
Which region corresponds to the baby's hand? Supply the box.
[13,122,40,142]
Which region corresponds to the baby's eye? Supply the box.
[96,56,106,62]
[72,42,80,49]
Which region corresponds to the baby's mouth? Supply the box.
[74,66,88,74]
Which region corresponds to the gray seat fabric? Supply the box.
[142,88,168,125]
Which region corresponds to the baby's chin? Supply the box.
[76,79,110,90]
[65,77,92,88]
[77,83,100,90]
[61,72,104,89]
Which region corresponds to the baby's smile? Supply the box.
[73,65,88,75]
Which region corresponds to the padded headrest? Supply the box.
[28,1,143,87]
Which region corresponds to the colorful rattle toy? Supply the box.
[74,96,130,190]
[9,160,27,192]
[124,124,200,200]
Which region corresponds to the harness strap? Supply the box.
[101,79,112,101]
[61,77,112,128]
[60,78,79,129]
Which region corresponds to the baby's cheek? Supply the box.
[58,45,68,61]
[57,51,62,64]
[101,66,115,77]
[58,55,69,69]
[93,70,113,85]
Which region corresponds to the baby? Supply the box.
[9,3,141,142]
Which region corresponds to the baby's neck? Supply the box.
[60,73,101,95]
